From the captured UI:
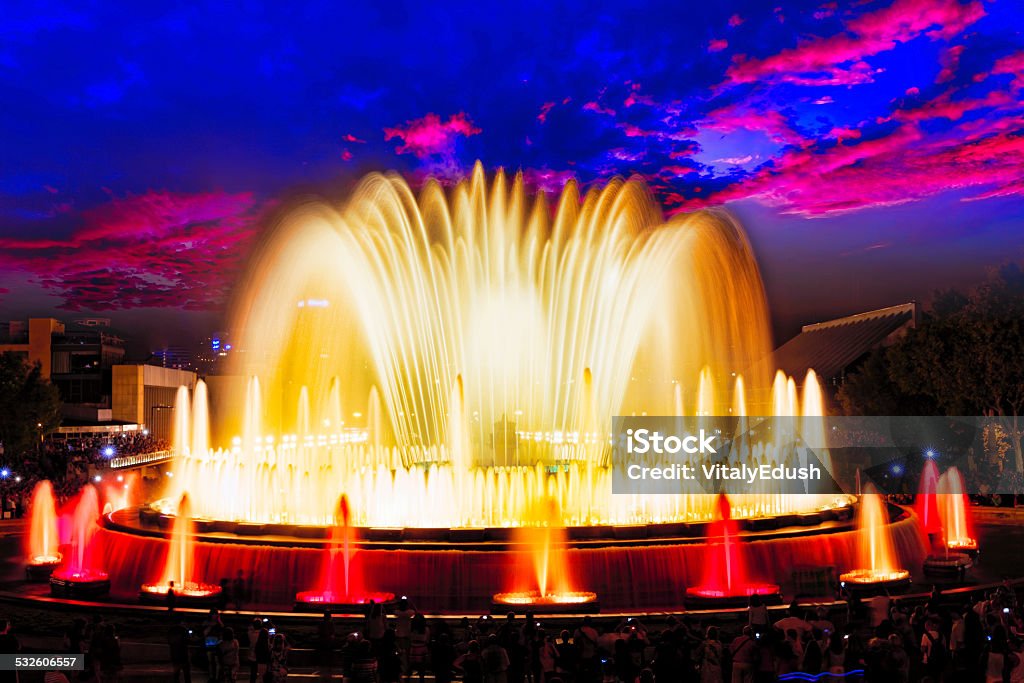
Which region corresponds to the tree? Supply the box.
[0,352,62,462]
[839,263,1024,470]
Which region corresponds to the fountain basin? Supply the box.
[684,583,782,609]
[139,582,223,606]
[491,591,599,614]
[839,568,912,595]
[50,569,111,598]
[946,538,978,557]
[92,503,928,611]
[923,553,972,580]
[294,590,396,612]
[26,555,62,582]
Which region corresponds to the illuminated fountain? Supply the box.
[50,486,110,597]
[938,467,976,554]
[492,499,598,613]
[90,166,877,610]
[295,495,395,610]
[920,466,976,579]
[26,481,61,580]
[154,165,848,529]
[684,494,780,607]
[102,471,137,515]
[140,494,221,604]
[916,460,942,540]
[839,486,911,593]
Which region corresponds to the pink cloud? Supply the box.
[894,88,1016,122]
[677,109,1024,217]
[936,44,965,83]
[700,103,805,145]
[582,101,616,116]
[728,14,744,27]
[990,51,1024,92]
[384,112,481,159]
[623,83,656,108]
[537,101,556,123]
[708,39,729,53]
[724,0,985,88]
[0,191,264,310]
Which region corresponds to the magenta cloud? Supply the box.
[725,0,985,88]
[0,190,264,310]
[384,112,481,159]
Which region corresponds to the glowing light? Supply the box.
[685,494,779,600]
[839,486,910,586]
[103,446,115,458]
[52,486,108,583]
[163,167,845,528]
[140,494,221,600]
[938,467,976,552]
[27,481,61,567]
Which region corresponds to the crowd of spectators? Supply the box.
[1,584,1023,681]
[0,430,167,517]
[34,587,1015,682]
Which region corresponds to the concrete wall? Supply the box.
[112,365,196,440]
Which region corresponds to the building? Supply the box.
[112,364,197,440]
[1,317,195,440]
[773,302,919,396]
[150,345,194,370]
[0,317,65,378]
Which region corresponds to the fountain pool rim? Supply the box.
[123,498,859,548]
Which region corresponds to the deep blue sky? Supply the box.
[1,0,1023,348]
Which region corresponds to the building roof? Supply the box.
[773,303,917,381]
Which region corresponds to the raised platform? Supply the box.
[49,570,111,599]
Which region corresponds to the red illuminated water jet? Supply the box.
[295,495,394,610]
[685,493,780,606]
[26,481,61,580]
[140,494,221,604]
[50,486,110,597]
[916,460,941,540]
[492,498,598,613]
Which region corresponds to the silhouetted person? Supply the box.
[350,639,378,683]
[166,581,177,612]
[431,632,456,683]
[315,610,335,677]
[454,640,484,683]
[167,619,192,683]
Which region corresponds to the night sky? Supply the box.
[2,0,1023,350]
